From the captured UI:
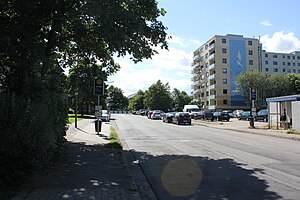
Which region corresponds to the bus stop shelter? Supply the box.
[266,94,300,132]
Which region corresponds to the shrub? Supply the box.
[0,94,68,188]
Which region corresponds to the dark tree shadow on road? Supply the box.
[130,151,282,200]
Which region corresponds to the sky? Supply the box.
[107,0,300,96]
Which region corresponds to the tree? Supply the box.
[107,86,129,110]
[128,90,145,111]
[0,0,168,95]
[144,80,172,111]
[286,73,300,95]
[235,70,269,108]
[172,88,192,111]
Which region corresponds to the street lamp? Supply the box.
[75,90,78,128]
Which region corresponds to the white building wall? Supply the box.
[292,101,300,132]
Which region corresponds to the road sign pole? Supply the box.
[97,95,100,135]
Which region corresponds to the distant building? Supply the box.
[192,34,261,111]
[192,34,300,111]
[127,93,137,101]
[261,51,300,74]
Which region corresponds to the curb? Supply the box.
[192,120,300,142]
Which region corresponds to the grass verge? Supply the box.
[104,127,122,149]
[67,114,94,124]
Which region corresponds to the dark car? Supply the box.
[238,111,251,120]
[254,109,268,122]
[163,112,176,123]
[172,112,191,125]
[214,111,230,121]
[195,110,214,121]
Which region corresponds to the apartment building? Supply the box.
[192,34,261,110]
[261,51,300,74]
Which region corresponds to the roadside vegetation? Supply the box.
[0,0,168,191]
[104,127,122,149]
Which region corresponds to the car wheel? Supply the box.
[189,122,191,125]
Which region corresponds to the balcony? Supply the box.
[208,84,216,90]
[208,74,216,80]
[208,95,216,100]
[207,53,215,61]
[208,44,215,52]
[208,105,216,110]
[193,54,199,61]
[193,80,200,86]
[208,63,215,70]
[193,62,200,68]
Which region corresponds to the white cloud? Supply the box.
[260,20,272,27]
[168,35,187,47]
[109,40,194,96]
[260,31,300,53]
[190,39,203,46]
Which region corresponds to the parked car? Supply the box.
[195,110,214,121]
[238,111,251,120]
[214,111,230,121]
[254,109,268,122]
[100,110,110,122]
[162,112,176,123]
[172,112,191,125]
[147,111,153,119]
[233,110,244,118]
[151,111,162,120]
[223,110,234,117]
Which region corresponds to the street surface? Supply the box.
[113,114,300,200]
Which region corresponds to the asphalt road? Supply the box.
[113,114,300,200]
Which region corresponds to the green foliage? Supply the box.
[235,71,300,108]
[107,86,129,110]
[0,94,68,188]
[144,80,172,111]
[172,88,192,111]
[128,90,145,111]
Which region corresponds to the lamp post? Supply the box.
[75,90,78,128]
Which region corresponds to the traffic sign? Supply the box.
[250,88,257,100]
[94,78,104,96]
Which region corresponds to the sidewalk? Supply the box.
[192,118,300,141]
[11,119,142,200]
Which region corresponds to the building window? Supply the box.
[282,62,285,66]
[249,60,253,65]
[287,55,290,59]
[273,61,278,65]
[205,44,208,50]
[288,69,291,73]
[206,82,209,87]
[206,101,209,106]
[223,100,228,105]
[222,58,227,64]
[265,68,269,72]
[298,63,300,66]
[248,41,252,45]
[222,68,227,74]
[223,78,228,84]
[293,63,295,66]
[283,69,286,73]
[223,89,228,94]
[298,69,300,73]
[273,68,278,72]
[222,48,227,53]
[282,55,285,59]
[297,56,300,60]
[273,54,277,58]
[292,56,295,59]
[265,61,268,65]
[293,69,296,73]
[206,91,209,96]
[205,53,208,59]
[248,50,253,55]
[288,62,291,66]
[206,72,209,77]
[201,93,204,97]
[222,38,226,43]
[265,54,268,57]
[205,62,208,68]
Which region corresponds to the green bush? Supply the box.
[0,94,68,188]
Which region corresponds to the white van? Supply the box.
[183,105,200,113]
